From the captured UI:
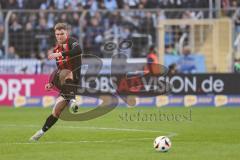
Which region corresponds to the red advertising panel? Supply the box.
[0,75,57,106]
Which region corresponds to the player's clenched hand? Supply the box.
[45,83,54,91]
[48,52,62,60]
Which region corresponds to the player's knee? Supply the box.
[52,109,62,118]
[59,69,73,85]
[64,72,73,81]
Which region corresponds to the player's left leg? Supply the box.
[29,96,68,141]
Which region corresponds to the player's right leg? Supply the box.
[58,69,79,112]
[29,96,68,141]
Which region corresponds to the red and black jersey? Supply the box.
[53,36,82,81]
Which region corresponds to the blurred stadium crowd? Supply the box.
[0,0,210,10]
[0,0,239,60]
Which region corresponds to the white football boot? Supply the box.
[29,130,44,142]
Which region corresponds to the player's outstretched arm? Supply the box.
[47,44,81,60]
[48,52,62,60]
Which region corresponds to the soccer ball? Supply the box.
[153,136,171,152]
[69,99,79,113]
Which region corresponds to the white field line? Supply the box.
[0,124,178,145]
[0,124,178,136]
[3,137,176,145]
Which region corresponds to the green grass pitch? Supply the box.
[0,107,239,160]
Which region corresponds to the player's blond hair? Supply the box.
[54,23,68,31]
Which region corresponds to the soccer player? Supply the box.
[30,23,82,141]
